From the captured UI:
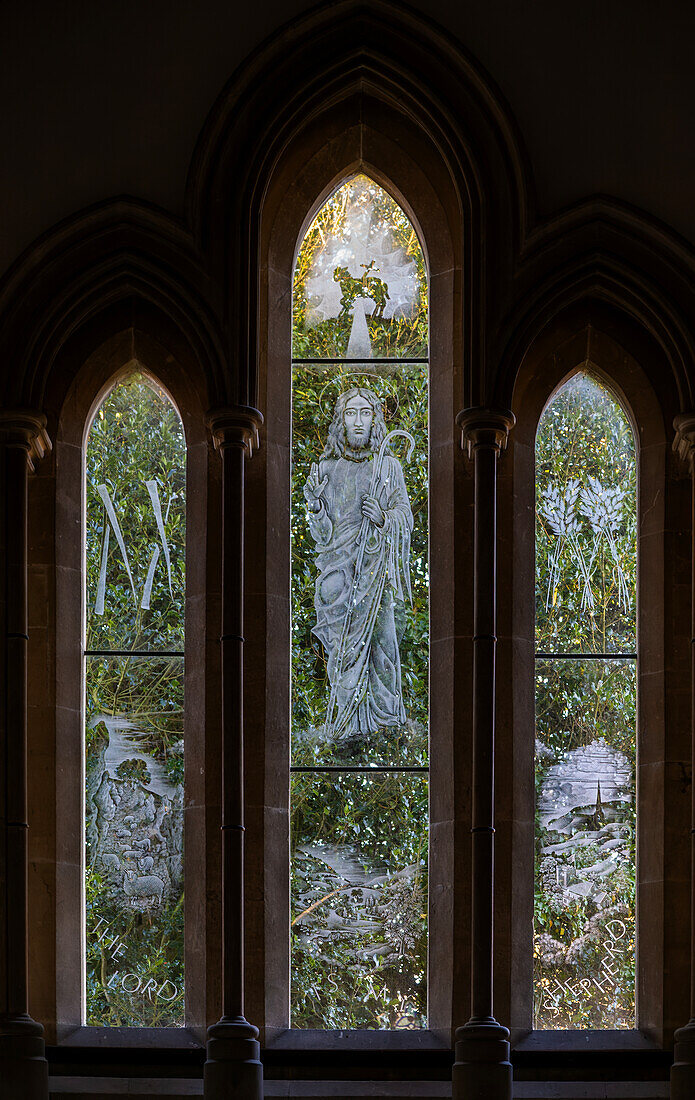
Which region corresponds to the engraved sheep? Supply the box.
[122,870,165,909]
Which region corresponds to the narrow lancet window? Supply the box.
[84,374,186,1026]
[534,373,636,1029]
[291,175,429,1028]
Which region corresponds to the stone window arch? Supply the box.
[38,331,213,1046]
[247,111,465,1049]
[505,321,679,1054]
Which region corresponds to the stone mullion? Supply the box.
[453,408,514,1100]
[221,440,246,1019]
[671,413,695,1100]
[0,411,50,1100]
[5,444,30,1020]
[204,406,264,1100]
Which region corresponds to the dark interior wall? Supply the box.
[1,0,694,279]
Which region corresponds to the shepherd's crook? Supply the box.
[324,428,415,737]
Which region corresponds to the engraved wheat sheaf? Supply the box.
[539,479,593,612]
[578,476,630,610]
[539,475,631,613]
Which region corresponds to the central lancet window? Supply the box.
[533,372,637,1029]
[84,373,186,1026]
[290,175,429,1028]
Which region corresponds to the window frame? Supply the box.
[531,368,638,1032]
[82,369,188,1029]
[249,112,464,1048]
[505,324,673,1051]
[4,4,687,1088]
[288,175,431,1032]
[43,333,213,1049]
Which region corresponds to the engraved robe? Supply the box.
[306,453,413,735]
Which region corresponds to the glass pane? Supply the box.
[292,175,428,360]
[86,374,186,652]
[291,772,428,1029]
[291,363,429,768]
[536,374,636,653]
[534,659,636,1030]
[85,655,184,1026]
[291,178,429,1032]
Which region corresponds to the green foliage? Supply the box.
[86,868,184,1028]
[291,363,429,749]
[536,660,636,759]
[292,175,428,360]
[84,373,186,1028]
[85,654,184,758]
[291,773,428,1029]
[86,375,185,652]
[536,374,636,652]
[290,365,429,1028]
[534,373,636,1029]
[290,177,430,1028]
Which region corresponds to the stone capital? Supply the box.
[456,407,515,458]
[673,412,695,468]
[0,410,51,471]
[206,406,263,457]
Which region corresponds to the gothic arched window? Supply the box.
[84,373,186,1026]
[533,372,637,1030]
[290,175,430,1029]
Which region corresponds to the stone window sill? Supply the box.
[513,1030,661,1054]
[54,1025,205,1049]
[263,1028,451,1052]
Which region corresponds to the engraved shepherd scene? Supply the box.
[534,373,637,1030]
[304,388,414,739]
[84,374,185,1027]
[291,177,430,1028]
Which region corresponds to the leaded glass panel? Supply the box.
[84,374,186,1027]
[534,374,636,1030]
[292,176,427,360]
[291,177,429,1029]
[291,773,428,1029]
[536,374,636,654]
[86,376,185,652]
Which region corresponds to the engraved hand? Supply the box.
[362,495,385,527]
[304,462,328,512]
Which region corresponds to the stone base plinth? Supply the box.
[204,1016,262,1100]
[452,1019,512,1100]
[0,1013,48,1099]
[671,1020,695,1100]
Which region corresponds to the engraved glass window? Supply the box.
[534,373,636,1029]
[84,374,185,1026]
[291,175,429,1028]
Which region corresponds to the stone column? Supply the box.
[0,411,50,1099]
[204,407,264,1100]
[452,408,514,1100]
[671,413,695,1100]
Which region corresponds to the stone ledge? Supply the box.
[49,1081,203,1097]
[264,1087,450,1098]
[48,1081,669,1099]
[514,1087,668,1099]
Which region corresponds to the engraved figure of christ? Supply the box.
[304,388,413,736]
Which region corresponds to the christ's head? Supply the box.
[322,386,387,460]
[343,394,374,449]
